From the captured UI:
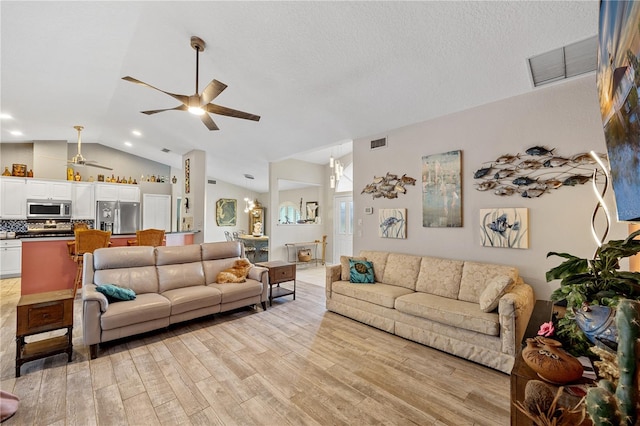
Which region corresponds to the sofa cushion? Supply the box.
[349,259,375,283]
[94,265,159,295]
[359,251,389,282]
[458,261,518,304]
[381,253,421,290]
[395,293,500,336]
[341,255,366,281]
[331,280,413,309]
[203,257,243,285]
[161,286,223,316]
[479,275,514,312]
[100,293,171,330]
[207,278,263,303]
[156,245,202,265]
[157,262,205,292]
[93,246,156,270]
[201,241,242,261]
[96,284,136,301]
[415,257,464,298]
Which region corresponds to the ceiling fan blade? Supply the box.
[122,76,189,105]
[84,162,113,171]
[200,79,227,105]
[205,104,261,122]
[141,104,188,115]
[200,113,219,131]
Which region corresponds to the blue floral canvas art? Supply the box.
[480,208,528,249]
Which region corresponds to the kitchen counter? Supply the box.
[19,231,198,295]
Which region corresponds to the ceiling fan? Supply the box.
[68,125,113,170]
[122,36,260,131]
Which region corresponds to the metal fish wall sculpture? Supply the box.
[361,173,416,199]
[474,146,607,198]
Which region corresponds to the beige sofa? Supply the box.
[326,251,535,373]
[82,241,268,358]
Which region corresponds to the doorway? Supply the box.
[333,195,353,261]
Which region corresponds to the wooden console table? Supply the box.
[285,241,320,266]
[16,289,74,377]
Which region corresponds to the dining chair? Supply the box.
[135,229,165,247]
[72,229,111,297]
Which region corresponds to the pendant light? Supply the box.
[243,174,255,213]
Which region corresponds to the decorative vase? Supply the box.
[2,167,11,176]
[522,336,583,384]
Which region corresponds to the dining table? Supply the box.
[237,234,269,263]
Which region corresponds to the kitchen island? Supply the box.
[19,232,197,295]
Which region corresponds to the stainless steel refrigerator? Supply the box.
[96,201,140,234]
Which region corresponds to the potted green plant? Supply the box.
[545,229,640,355]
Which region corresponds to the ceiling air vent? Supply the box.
[207,179,216,184]
[161,148,171,153]
[370,137,387,150]
[528,35,597,87]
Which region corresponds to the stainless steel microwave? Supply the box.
[26,199,72,219]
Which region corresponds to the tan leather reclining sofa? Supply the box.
[82,241,268,358]
[326,251,535,373]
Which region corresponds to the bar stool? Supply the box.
[71,230,111,297]
[128,229,165,247]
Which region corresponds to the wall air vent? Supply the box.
[370,137,387,150]
[161,148,171,153]
[528,35,597,88]
[207,179,216,184]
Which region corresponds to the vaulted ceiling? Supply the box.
[1,1,599,192]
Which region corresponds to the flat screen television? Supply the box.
[597,0,640,222]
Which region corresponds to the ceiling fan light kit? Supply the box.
[122,36,260,130]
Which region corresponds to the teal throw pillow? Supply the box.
[96,284,136,301]
[349,259,375,284]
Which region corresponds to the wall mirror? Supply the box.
[277,179,321,225]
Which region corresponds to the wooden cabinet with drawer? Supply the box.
[256,260,296,307]
[16,289,74,377]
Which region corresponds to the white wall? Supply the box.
[204,178,262,243]
[353,75,628,300]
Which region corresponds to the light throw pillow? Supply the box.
[341,255,366,281]
[479,276,513,312]
[349,259,375,284]
[96,284,136,301]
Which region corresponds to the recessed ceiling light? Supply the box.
[132,130,142,136]
[124,141,133,147]
[10,130,23,136]
[0,113,13,119]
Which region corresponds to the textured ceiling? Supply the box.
[1,1,599,192]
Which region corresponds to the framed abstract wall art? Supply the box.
[379,208,406,239]
[422,150,462,227]
[479,207,529,249]
[216,198,237,226]
[597,1,640,221]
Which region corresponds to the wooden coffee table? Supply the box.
[256,260,296,306]
[16,289,74,377]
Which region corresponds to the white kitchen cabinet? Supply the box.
[0,239,22,277]
[142,194,171,231]
[118,185,140,202]
[26,179,72,200]
[0,177,27,219]
[72,182,95,219]
[95,183,140,202]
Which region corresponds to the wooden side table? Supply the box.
[256,260,296,306]
[16,289,74,377]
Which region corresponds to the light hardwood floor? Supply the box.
[0,274,510,425]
